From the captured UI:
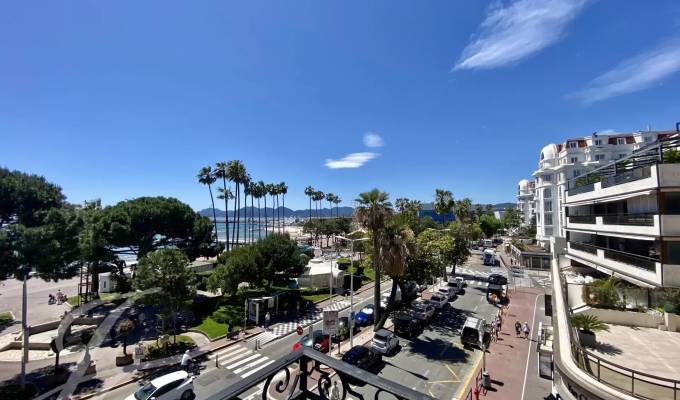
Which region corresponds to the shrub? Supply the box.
[663,149,680,164]
[571,314,609,333]
[583,278,622,309]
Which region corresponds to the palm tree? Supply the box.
[227,161,247,246]
[279,182,288,233]
[244,180,253,243]
[249,181,257,242]
[395,198,409,213]
[355,189,392,326]
[214,162,231,250]
[333,195,342,218]
[197,166,219,246]
[325,193,334,218]
[216,187,234,248]
[266,183,276,236]
[376,220,415,328]
[434,189,454,224]
[314,191,325,219]
[273,184,281,233]
[263,182,270,237]
[455,198,472,224]
[304,186,315,221]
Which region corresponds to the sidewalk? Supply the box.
[476,288,544,400]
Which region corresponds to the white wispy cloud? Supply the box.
[325,152,379,169]
[363,132,384,148]
[571,38,680,104]
[455,0,587,70]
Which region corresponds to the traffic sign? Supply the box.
[322,310,339,335]
[296,325,303,335]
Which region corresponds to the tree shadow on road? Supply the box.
[406,336,469,364]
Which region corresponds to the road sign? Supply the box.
[322,310,339,335]
[296,325,303,335]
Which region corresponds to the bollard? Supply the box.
[215,353,219,368]
[482,371,491,389]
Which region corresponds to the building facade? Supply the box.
[517,178,535,226]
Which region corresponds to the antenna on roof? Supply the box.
[646,123,651,132]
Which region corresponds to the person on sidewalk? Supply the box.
[515,321,521,337]
[264,312,271,331]
[181,350,192,372]
[522,322,530,340]
[491,325,497,342]
[330,380,341,400]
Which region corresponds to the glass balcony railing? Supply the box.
[567,183,595,195]
[603,249,657,271]
[601,166,652,188]
[569,215,596,224]
[602,213,655,226]
[569,242,598,254]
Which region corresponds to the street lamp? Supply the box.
[334,233,369,348]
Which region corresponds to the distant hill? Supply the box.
[198,206,355,219]
[420,202,514,211]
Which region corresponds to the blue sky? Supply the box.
[3,1,680,211]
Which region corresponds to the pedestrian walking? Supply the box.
[330,380,341,400]
[180,350,192,372]
[515,321,521,337]
[264,311,271,331]
[523,321,530,339]
[495,326,500,341]
[490,325,497,342]
[496,310,503,327]
[496,318,502,334]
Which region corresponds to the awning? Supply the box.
[565,189,654,207]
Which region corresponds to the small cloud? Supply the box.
[454,0,587,70]
[363,132,384,148]
[570,37,680,104]
[325,152,379,169]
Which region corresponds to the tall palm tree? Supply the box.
[355,189,392,326]
[455,198,473,224]
[434,189,454,224]
[395,198,409,213]
[263,182,270,237]
[255,181,265,240]
[304,186,314,221]
[197,166,219,246]
[273,184,281,233]
[314,191,325,219]
[326,193,335,218]
[266,183,276,236]
[227,161,247,246]
[214,162,231,250]
[249,181,257,242]
[376,220,415,328]
[216,187,234,248]
[244,180,254,243]
[279,182,288,233]
[333,195,342,218]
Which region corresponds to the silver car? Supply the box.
[371,329,399,355]
[411,303,435,321]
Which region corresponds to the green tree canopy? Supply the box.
[255,233,306,286]
[133,249,196,312]
[0,167,66,227]
[207,245,260,296]
[479,214,502,238]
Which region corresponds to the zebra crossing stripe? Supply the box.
[220,349,254,365]
[213,346,244,360]
[226,353,260,370]
[241,359,276,378]
[233,356,269,374]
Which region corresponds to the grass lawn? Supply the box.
[347,265,375,282]
[0,311,13,325]
[67,295,81,306]
[192,317,227,339]
[302,293,331,303]
[67,292,123,306]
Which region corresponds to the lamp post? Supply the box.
[334,233,369,349]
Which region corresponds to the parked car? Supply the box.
[355,305,375,327]
[410,302,435,321]
[341,345,382,376]
[437,286,456,301]
[488,273,508,285]
[461,317,491,349]
[402,281,419,301]
[380,288,402,309]
[415,283,427,293]
[127,371,194,400]
[371,329,399,355]
[510,266,523,276]
[331,316,359,343]
[294,330,330,353]
[393,311,425,338]
[428,294,449,309]
[447,278,464,294]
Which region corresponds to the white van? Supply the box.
[447,277,464,294]
[483,239,493,248]
[437,286,456,301]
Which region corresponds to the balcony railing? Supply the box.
[205,347,436,400]
[601,166,652,189]
[570,242,598,254]
[602,213,655,226]
[603,248,658,272]
[568,183,595,195]
[569,215,596,224]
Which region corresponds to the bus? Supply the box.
[483,249,495,266]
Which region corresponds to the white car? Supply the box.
[438,287,456,301]
[127,371,195,400]
[428,294,449,309]
[371,329,399,355]
[411,302,435,321]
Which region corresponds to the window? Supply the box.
[543,188,552,198]
[543,174,552,182]
[665,242,680,264]
[570,156,578,163]
[568,142,577,149]
[617,138,626,145]
[594,139,603,146]
[644,136,653,143]
[544,214,553,225]
[595,154,605,161]
[664,192,680,214]
[154,380,183,397]
[573,169,581,178]
[618,153,626,159]
[544,200,552,212]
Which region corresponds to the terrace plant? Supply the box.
[663,149,680,164]
[571,314,609,334]
[583,277,622,309]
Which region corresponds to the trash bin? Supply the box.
[482,371,491,389]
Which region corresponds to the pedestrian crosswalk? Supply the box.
[455,267,507,286]
[256,300,350,345]
[210,344,276,379]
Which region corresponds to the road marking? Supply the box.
[233,356,269,374]
[520,294,543,400]
[220,349,253,365]
[241,359,276,378]
[453,352,481,400]
[445,364,461,382]
[213,346,244,360]
[226,353,260,369]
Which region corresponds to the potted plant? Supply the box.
[571,314,609,347]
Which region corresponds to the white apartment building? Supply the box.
[533,130,670,253]
[517,178,535,226]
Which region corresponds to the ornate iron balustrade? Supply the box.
[568,215,596,224]
[569,242,598,255]
[205,347,437,400]
[602,213,655,226]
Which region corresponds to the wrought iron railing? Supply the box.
[569,215,596,224]
[205,347,437,400]
[602,213,655,226]
[603,249,658,271]
[601,166,652,188]
[569,242,598,255]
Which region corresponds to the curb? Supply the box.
[75,330,262,400]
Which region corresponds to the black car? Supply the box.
[402,281,418,301]
[331,316,359,343]
[341,345,382,372]
[488,273,508,285]
[393,311,425,338]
